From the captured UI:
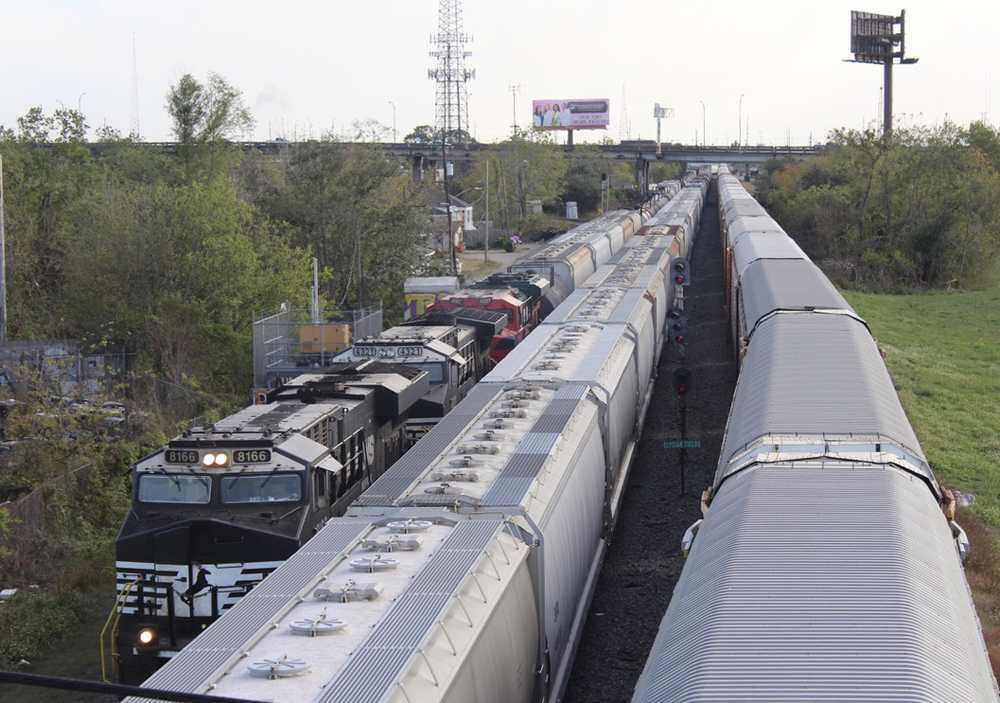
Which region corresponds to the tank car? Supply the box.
[112,362,429,684]
[122,179,702,703]
[631,174,999,702]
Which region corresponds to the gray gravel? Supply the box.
[563,182,738,702]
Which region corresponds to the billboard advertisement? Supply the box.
[532,99,609,130]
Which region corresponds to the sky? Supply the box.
[2,0,998,147]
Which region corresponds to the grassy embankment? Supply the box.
[842,281,1000,670]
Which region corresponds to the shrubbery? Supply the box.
[755,122,1000,289]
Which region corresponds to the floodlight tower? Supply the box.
[846,9,918,137]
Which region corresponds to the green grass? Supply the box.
[841,283,1000,526]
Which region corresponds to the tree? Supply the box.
[0,107,96,338]
[58,177,311,393]
[241,141,429,324]
[755,124,1000,288]
[404,125,437,144]
[561,144,640,216]
[166,72,254,182]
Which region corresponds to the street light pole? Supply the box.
[389,101,396,142]
[699,101,706,147]
[738,94,745,150]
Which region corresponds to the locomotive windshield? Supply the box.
[413,362,445,383]
[138,475,211,504]
[220,474,302,503]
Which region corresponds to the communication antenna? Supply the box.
[428,0,475,143]
[509,84,522,133]
[846,9,918,137]
[130,31,140,139]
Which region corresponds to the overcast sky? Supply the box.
[3,0,997,147]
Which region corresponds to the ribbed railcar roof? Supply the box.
[632,464,1000,703]
[355,383,505,506]
[717,314,925,484]
[316,519,508,703]
[740,259,857,334]
[128,519,375,702]
[731,229,806,273]
[726,216,781,246]
[723,198,768,221]
[481,384,585,506]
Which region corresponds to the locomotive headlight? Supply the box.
[201,451,230,467]
[136,626,159,651]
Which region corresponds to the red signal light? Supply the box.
[671,367,693,395]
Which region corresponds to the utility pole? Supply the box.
[0,154,5,341]
[699,101,706,147]
[484,159,490,263]
[738,94,744,150]
[847,9,918,138]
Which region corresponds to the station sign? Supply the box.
[662,440,702,449]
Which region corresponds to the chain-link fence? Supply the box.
[252,304,382,389]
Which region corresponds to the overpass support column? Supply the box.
[635,157,649,193]
[412,154,426,180]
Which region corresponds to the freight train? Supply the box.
[112,362,431,684]
[426,192,673,363]
[121,176,709,703]
[630,166,999,702]
[110,195,676,686]
[428,272,549,362]
[336,308,506,429]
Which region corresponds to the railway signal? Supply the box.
[671,257,690,286]
[667,307,689,345]
[671,367,693,395]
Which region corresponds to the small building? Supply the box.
[427,190,474,252]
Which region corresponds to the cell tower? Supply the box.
[130,32,140,140]
[428,0,475,143]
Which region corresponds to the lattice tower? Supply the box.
[619,85,631,141]
[130,32,140,139]
[428,0,475,142]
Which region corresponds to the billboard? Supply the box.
[850,10,897,63]
[532,99,609,130]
